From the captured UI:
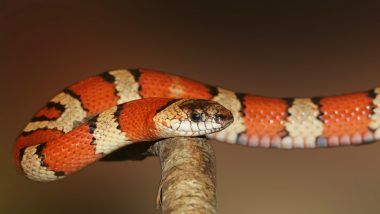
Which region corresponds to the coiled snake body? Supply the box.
[15,68,380,181]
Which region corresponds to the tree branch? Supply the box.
[148,137,217,214]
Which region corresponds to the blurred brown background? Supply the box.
[2,1,380,213]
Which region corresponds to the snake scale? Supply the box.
[14,68,380,181]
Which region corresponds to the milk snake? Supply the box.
[15,68,380,181]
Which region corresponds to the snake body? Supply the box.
[15,68,380,181]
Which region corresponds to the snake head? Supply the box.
[154,99,233,137]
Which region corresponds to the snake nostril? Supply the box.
[215,114,226,124]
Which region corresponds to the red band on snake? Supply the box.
[15,68,380,181]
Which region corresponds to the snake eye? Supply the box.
[190,112,202,122]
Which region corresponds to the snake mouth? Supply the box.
[169,126,226,136]
[166,115,234,137]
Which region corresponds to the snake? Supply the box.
[15,68,380,182]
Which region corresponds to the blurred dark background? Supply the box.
[2,1,380,213]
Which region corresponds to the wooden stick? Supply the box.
[148,137,217,214]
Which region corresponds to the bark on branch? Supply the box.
[148,137,217,214]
